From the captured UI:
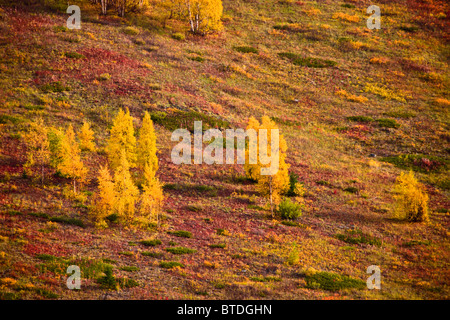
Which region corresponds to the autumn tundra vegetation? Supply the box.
[0,0,449,300]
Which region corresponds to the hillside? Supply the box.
[0,0,449,300]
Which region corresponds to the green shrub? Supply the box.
[97,266,117,289]
[63,35,82,43]
[119,266,140,272]
[402,240,431,247]
[376,118,401,129]
[141,251,164,258]
[305,271,365,291]
[335,229,381,246]
[23,104,44,111]
[102,258,117,264]
[165,247,196,255]
[281,220,297,227]
[286,173,305,197]
[41,81,70,93]
[399,25,419,33]
[97,265,139,289]
[247,204,266,211]
[316,180,331,186]
[0,292,21,300]
[159,261,184,269]
[250,276,281,282]
[106,213,119,222]
[29,212,50,219]
[0,114,23,125]
[9,133,21,140]
[343,187,358,194]
[233,46,259,54]
[273,22,304,32]
[196,184,218,194]
[287,172,298,197]
[172,32,186,41]
[286,242,299,265]
[167,230,193,238]
[209,243,226,249]
[346,116,374,123]
[6,210,23,216]
[123,26,140,35]
[186,204,203,212]
[117,277,139,288]
[134,38,146,45]
[36,254,59,261]
[278,52,337,68]
[64,52,85,59]
[188,56,205,62]
[119,251,134,256]
[278,198,303,220]
[150,111,167,122]
[140,239,162,247]
[34,288,58,299]
[49,216,84,228]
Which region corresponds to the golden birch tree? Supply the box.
[23,118,51,184]
[58,125,88,193]
[106,108,137,170]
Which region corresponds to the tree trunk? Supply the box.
[101,0,107,15]
[195,14,199,33]
[156,209,159,228]
[187,2,194,33]
[269,177,273,217]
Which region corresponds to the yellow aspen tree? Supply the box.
[257,117,290,216]
[393,171,429,222]
[159,0,177,27]
[24,118,51,184]
[114,0,149,17]
[244,116,290,216]
[78,121,96,152]
[58,125,88,193]
[137,111,158,172]
[169,0,223,34]
[106,108,137,169]
[47,127,65,169]
[244,116,262,181]
[113,149,139,224]
[91,165,116,228]
[139,161,164,227]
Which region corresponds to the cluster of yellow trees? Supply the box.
[24,118,93,191]
[242,116,430,222]
[89,0,223,33]
[162,0,223,33]
[22,111,429,225]
[93,109,163,228]
[23,109,163,229]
